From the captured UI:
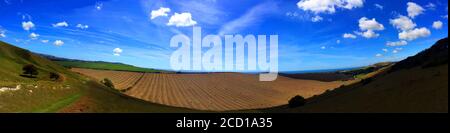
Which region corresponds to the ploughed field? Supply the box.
[72,68,349,111]
[71,68,144,91]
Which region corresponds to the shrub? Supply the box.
[22,64,39,77]
[49,72,61,81]
[288,95,306,108]
[101,78,115,89]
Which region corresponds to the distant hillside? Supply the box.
[36,53,164,73]
[339,62,393,76]
[279,73,353,82]
[55,61,163,73]
[264,38,448,113]
[280,62,393,82]
[0,41,198,113]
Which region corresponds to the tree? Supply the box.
[101,78,115,89]
[22,64,39,77]
[49,72,60,81]
[288,95,306,108]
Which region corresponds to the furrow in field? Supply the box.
[208,74,251,110]
[178,75,209,110]
[167,74,188,108]
[187,75,225,110]
[72,68,347,111]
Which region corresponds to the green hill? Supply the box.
[262,38,448,113]
[0,41,198,113]
[55,61,162,73]
[36,53,165,73]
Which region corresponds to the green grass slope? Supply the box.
[55,61,162,73]
[0,41,199,113]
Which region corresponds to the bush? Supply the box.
[22,64,39,77]
[49,72,61,81]
[288,95,306,108]
[101,78,115,89]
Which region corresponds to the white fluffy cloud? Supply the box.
[358,17,384,31]
[386,40,408,47]
[389,5,431,41]
[382,48,388,52]
[52,21,69,27]
[76,24,89,29]
[29,32,40,40]
[113,48,123,56]
[54,40,64,46]
[356,30,379,38]
[22,21,35,31]
[390,15,416,31]
[343,33,357,39]
[311,15,323,22]
[432,21,443,29]
[399,27,431,41]
[151,7,171,20]
[297,0,338,14]
[297,0,364,14]
[357,17,384,39]
[407,2,424,18]
[167,12,197,27]
[339,0,364,9]
[41,40,49,43]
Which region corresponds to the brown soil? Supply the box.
[73,68,352,111]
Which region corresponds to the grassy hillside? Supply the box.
[55,61,162,73]
[0,41,199,113]
[36,52,163,73]
[262,38,448,113]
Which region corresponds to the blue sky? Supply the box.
[0,0,448,72]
